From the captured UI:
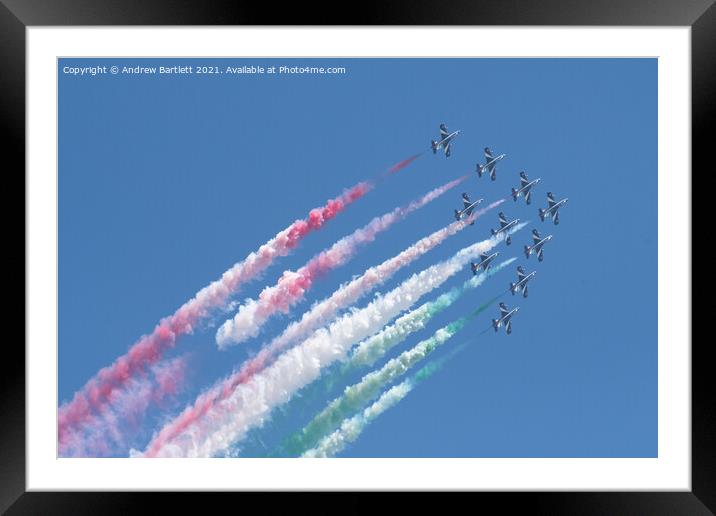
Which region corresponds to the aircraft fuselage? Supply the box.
[485,154,506,167]
[498,308,519,325]
[474,253,498,271]
[545,198,568,215]
[517,179,540,196]
[437,130,460,147]
[458,200,482,216]
[514,272,536,290]
[530,235,552,253]
[495,220,519,235]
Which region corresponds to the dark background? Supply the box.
[3,0,709,513]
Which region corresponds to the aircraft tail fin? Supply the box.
[524,245,531,259]
[538,208,545,222]
[511,188,518,201]
[476,164,484,177]
[506,235,512,246]
[510,282,516,295]
[492,319,499,332]
[431,140,437,154]
[454,209,461,221]
[490,228,496,236]
[471,262,478,275]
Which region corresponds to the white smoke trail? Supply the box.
[141,203,500,457]
[349,258,515,369]
[266,201,502,354]
[59,182,370,449]
[215,178,466,348]
[146,223,526,457]
[281,299,491,455]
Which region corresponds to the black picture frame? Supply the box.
[3,0,709,513]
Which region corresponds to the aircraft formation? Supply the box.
[433,123,568,335]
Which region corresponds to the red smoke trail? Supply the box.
[61,355,189,457]
[387,153,422,174]
[143,177,468,457]
[215,177,466,347]
[58,182,370,450]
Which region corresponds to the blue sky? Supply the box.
[59,58,657,457]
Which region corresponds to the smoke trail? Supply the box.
[143,224,526,457]
[282,304,487,456]
[304,383,412,458]
[60,355,189,457]
[266,201,502,357]
[349,259,514,370]
[387,153,422,174]
[140,205,500,458]
[215,177,467,348]
[58,182,370,450]
[265,266,510,456]
[302,344,467,458]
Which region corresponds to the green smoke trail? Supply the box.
[413,341,468,384]
[302,341,470,458]
[264,259,513,458]
[346,258,514,371]
[302,382,413,458]
[281,302,492,457]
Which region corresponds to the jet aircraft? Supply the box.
[431,123,460,158]
[509,266,536,297]
[524,228,552,262]
[471,252,499,275]
[454,192,483,223]
[476,147,506,181]
[538,192,568,225]
[511,171,541,205]
[490,212,520,245]
[492,302,519,335]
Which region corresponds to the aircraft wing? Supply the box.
[499,303,509,316]
[537,248,544,261]
[524,190,532,204]
[498,212,508,227]
[533,233,542,244]
[517,267,525,280]
[440,124,449,139]
[445,143,451,158]
[505,320,512,334]
[484,147,494,160]
[547,192,556,208]
[462,193,471,207]
[520,172,529,187]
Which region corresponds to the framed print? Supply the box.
[4,0,710,512]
